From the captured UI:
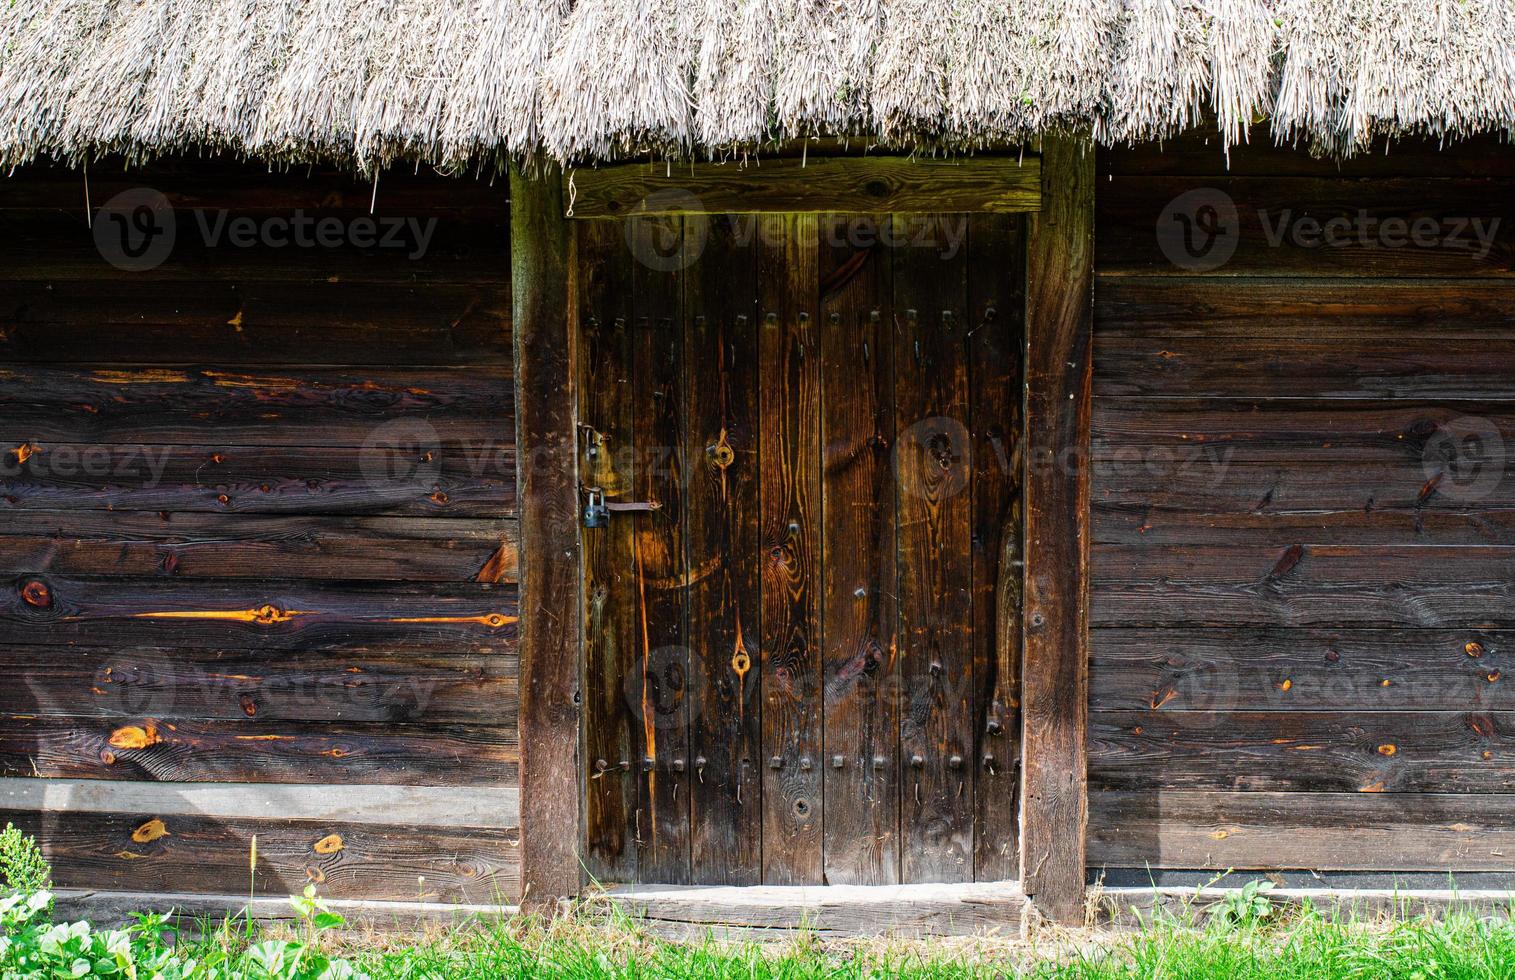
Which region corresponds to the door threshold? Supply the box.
[598,880,1026,938]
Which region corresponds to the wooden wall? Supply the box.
[1089,134,1515,872]
[0,162,519,902]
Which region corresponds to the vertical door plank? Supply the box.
[510,167,583,906]
[893,213,974,883]
[628,217,691,883]
[685,215,763,884]
[967,214,1026,882]
[576,220,639,882]
[819,215,900,885]
[1021,135,1095,923]
[758,214,824,884]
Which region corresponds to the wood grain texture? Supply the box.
[894,216,974,884]
[1020,135,1094,922]
[819,214,899,885]
[576,220,639,883]
[1090,710,1515,793]
[968,213,1025,883]
[3,808,518,902]
[511,166,584,906]
[684,216,762,885]
[566,157,1041,217]
[1089,790,1515,871]
[758,214,823,885]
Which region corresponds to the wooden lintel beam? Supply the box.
[566,156,1041,217]
[510,165,584,909]
[1019,134,1094,924]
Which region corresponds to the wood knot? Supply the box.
[20,579,51,608]
[132,818,169,844]
[109,723,161,750]
[312,833,344,855]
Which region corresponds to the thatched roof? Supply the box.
[2,0,1513,171]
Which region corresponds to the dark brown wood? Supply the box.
[1093,502,1515,547]
[1092,544,1515,627]
[5,645,516,724]
[567,157,1041,218]
[628,217,691,883]
[1020,134,1094,922]
[968,214,1025,882]
[0,512,517,582]
[1088,790,1515,871]
[576,220,638,882]
[1091,627,1515,713]
[685,216,763,885]
[819,215,899,885]
[1090,710,1515,794]
[1100,129,1515,179]
[758,214,823,885]
[511,165,584,907]
[2,808,518,902]
[894,215,974,884]
[2,715,516,785]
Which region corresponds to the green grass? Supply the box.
[164,900,1515,980]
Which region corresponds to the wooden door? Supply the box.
[575,212,1024,886]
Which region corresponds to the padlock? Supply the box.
[583,488,609,528]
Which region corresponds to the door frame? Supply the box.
[510,140,1093,921]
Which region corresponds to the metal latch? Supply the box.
[582,486,662,528]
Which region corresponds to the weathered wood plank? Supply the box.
[629,218,691,883]
[0,576,516,649]
[576,219,639,883]
[1020,134,1095,922]
[968,213,1024,883]
[1,715,516,785]
[0,365,509,446]
[1098,177,1514,278]
[0,778,518,826]
[758,213,823,885]
[1092,544,1515,628]
[894,216,974,884]
[1090,710,1515,794]
[1093,498,1515,547]
[505,165,581,907]
[1,808,518,902]
[0,512,517,582]
[1,645,516,724]
[0,280,511,366]
[684,216,763,886]
[567,157,1041,217]
[1088,790,1515,871]
[1096,277,1515,340]
[819,214,899,886]
[0,442,514,517]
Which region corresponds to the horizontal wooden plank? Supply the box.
[1,715,516,785]
[0,576,517,650]
[0,442,513,517]
[1091,627,1515,712]
[2,808,518,902]
[568,156,1041,216]
[1098,177,1515,278]
[3,645,516,724]
[0,512,517,582]
[1090,710,1515,793]
[1089,790,1515,871]
[0,365,510,446]
[1095,336,1515,400]
[0,778,517,826]
[1092,399,1515,463]
[1095,277,1515,339]
[1094,502,1515,546]
[1101,131,1515,179]
[49,889,517,927]
[0,209,507,284]
[0,280,511,365]
[1092,544,1515,627]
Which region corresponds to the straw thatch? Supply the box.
[2,0,1513,170]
